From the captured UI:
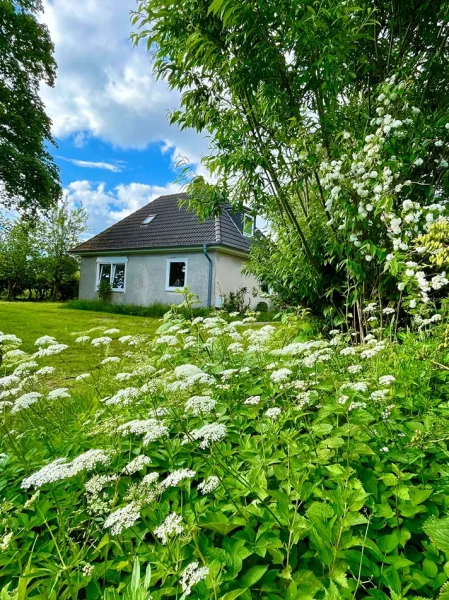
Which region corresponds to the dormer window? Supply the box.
[141,215,156,226]
[243,214,255,237]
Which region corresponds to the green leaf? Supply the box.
[424,517,449,553]
[239,565,269,588]
[220,590,247,600]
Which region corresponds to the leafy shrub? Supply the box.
[1,299,449,598]
[97,279,112,302]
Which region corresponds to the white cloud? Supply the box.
[64,180,182,236]
[41,0,207,165]
[59,157,125,172]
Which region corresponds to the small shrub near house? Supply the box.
[1,294,449,598]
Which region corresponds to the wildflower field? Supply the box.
[1,300,449,599]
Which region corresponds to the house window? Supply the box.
[243,214,255,237]
[166,258,188,291]
[141,215,156,226]
[96,257,128,292]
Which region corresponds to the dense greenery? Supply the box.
[0,203,86,300]
[1,292,449,598]
[132,0,449,323]
[0,0,61,213]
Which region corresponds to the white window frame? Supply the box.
[96,257,128,293]
[165,257,188,291]
[242,214,255,237]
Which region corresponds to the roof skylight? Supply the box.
[141,215,156,225]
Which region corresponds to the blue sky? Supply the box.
[40,0,209,237]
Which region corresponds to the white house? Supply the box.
[71,193,264,308]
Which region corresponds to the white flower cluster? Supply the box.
[197,476,219,495]
[180,562,209,596]
[36,344,69,357]
[91,337,112,346]
[117,418,169,445]
[270,368,292,383]
[265,407,282,420]
[244,395,261,405]
[22,449,112,489]
[154,512,184,544]
[161,469,196,489]
[11,392,43,414]
[122,455,152,475]
[103,502,140,535]
[34,336,57,347]
[184,395,216,416]
[47,388,70,400]
[104,387,140,406]
[183,423,226,449]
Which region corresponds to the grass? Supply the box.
[0,301,160,383]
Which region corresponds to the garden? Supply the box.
[2,0,449,597]
[1,293,449,599]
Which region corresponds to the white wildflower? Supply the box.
[180,562,209,596]
[47,388,70,400]
[36,344,68,357]
[379,375,396,386]
[197,476,219,495]
[184,395,216,416]
[103,503,140,535]
[270,368,292,383]
[104,387,140,406]
[161,469,196,489]
[11,392,43,413]
[76,373,91,381]
[22,449,111,489]
[244,395,261,405]
[154,513,184,544]
[183,423,226,449]
[35,367,55,377]
[348,364,363,374]
[100,356,121,365]
[104,328,120,334]
[34,336,57,347]
[265,407,282,420]
[75,336,90,344]
[122,455,152,475]
[91,337,112,346]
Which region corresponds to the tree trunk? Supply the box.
[52,280,59,302]
[7,280,15,301]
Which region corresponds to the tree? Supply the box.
[36,201,87,300]
[0,220,35,299]
[0,0,61,213]
[132,0,449,328]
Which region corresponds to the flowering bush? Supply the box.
[1,301,449,598]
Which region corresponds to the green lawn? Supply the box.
[0,302,160,380]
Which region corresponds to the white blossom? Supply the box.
[180,562,209,595]
[184,395,216,416]
[197,476,219,495]
[154,513,184,544]
[103,503,140,535]
[122,455,152,475]
[183,423,226,449]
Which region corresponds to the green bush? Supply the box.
[1,302,449,598]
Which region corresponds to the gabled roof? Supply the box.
[71,193,253,254]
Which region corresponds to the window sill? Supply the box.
[165,287,185,292]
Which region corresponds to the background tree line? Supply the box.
[0,202,87,301]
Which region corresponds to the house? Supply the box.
[71,193,265,309]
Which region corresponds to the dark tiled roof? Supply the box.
[71,193,252,254]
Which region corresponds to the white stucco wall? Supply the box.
[214,252,264,309]
[79,251,216,307]
[78,249,264,308]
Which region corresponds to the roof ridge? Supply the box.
[214,215,222,243]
